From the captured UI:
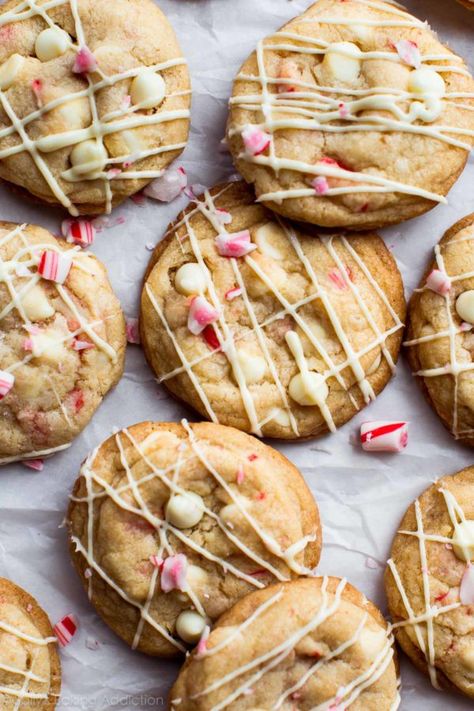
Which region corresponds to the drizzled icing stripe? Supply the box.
[70,420,316,652]
[228,0,474,206]
[145,187,403,436]
[0,0,190,215]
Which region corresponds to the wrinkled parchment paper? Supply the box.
[0,0,473,708]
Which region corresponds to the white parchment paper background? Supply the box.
[0,0,473,708]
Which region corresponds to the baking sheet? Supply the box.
[0,0,473,708]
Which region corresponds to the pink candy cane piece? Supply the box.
[196,625,210,655]
[54,614,78,647]
[360,421,409,453]
[0,370,14,400]
[241,125,271,156]
[236,465,245,485]
[225,286,242,301]
[23,459,44,471]
[31,79,43,108]
[215,230,256,258]
[312,176,329,195]
[73,339,94,351]
[38,250,72,284]
[62,219,96,247]
[144,167,187,202]
[160,554,188,593]
[72,46,98,74]
[426,269,451,296]
[460,564,474,604]
[188,296,219,335]
[395,39,421,69]
[126,317,141,344]
[338,101,349,118]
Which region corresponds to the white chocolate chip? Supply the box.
[408,68,445,98]
[166,492,204,529]
[175,263,207,296]
[271,407,291,427]
[323,42,362,83]
[70,140,108,177]
[289,371,329,407]
[0,54,24,91]
[451,520,474,562]
[356,626,386,658]
[236,350,267,385]
[456,290,474,324]
[131,70,166,110]
[21,285,54,321]
[175,610,207,644]
[35,27,70,62]
[351,24,373,43]
[254,222,287,260]
[31,329,68,364]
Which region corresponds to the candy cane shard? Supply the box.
[72,46,98,74]
[38,250,72,284]
[62,219,96,246]
[187,296,220,335]
[395,39,421,69]
[360,421,408,452]
[144,166,187,202]
[426,269,451,296]
[160,554,188,593]
[0,370,15,400]
[215,229,257,258]
[241,125,271,156]
[54,613,78,647]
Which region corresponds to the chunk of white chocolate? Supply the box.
[166,492,204,529]
[456,290,474,324]
[35,27,70,62]
[289,371,329,407]
[254,222,287,260]
[30,329,68,364]
[175,610,207,644]
[21,285,55,321]
[236,350,267,385]
[131,70,166,110]
[408,68,445,98]
[70,140,108,177]
[0,54,24,91]
[323,42,362,83]
[175,263,207,296]
[451,520,474,562]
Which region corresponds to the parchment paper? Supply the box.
[0,0,473,708]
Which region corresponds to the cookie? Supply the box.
[140,181,406,440]
[405,213,474,447]
[226,0,474,230]
[0,0,190,215]
[385,467,474,698]
[0,577,61,710]
[0,222,126,464]
[170,576,399,710]
[67,420,321,657]
[456,0,474,9]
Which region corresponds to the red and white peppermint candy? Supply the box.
[54,614,78,647]
[160,554,188,593]
[395,39,421,69]
[360,421,408,453]
[312,176,329,195]
[126,317,141,344]
[460,564,474,604]
[72,46,98,74]
[144,166,187,202]
[426,269,451,296]
[241,125,271,156]
[188,296,219,335]
[23,459,44,471]
[0,370,14,400]
[215,230,256,258]
[62,219,95,247]
[38,250,72,284]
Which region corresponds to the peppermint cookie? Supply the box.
[385,467,474,698]
[0,222,126,464]
[170,576,399,709]
[67,420,321,657]
[405,213,474,446]
[0,0,190,215]
[226,0,474,230]
[140,181,405,440]
[0,578,61,709]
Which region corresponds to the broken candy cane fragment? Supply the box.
[69,388,85,412]
[22,459,44,471]
[160,554,188,593]
[248,454,258,462]
[236,465,245,485]
[54,614,78,647]
[312,176,329,195]
[0,370,14,399]
[72,46,98,74]
[360,421,409,453]
[338,101,350,118]
[460,564,474,604]
[38,250,72,284]
[31,78,43,107]
[72,339,94,351]
[144,167,187,202]
[426,269,451,296]
[216,208,232,225]
[395,39,421,69]
[61,219,95,246]
[202,325,220,351]
[225,286,242,301]
[196,624,210,655]
[188,296,219,336]
[241,125,271,156]
[126,317,141,344]
[277,58,299,93]
[215,230,256,258]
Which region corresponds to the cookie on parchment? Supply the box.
[405,213,474,447]
[0,222,126,464]
[385,467,474,699]
[67,420,321,657]
[140,181,406,440]
[0,577,61,710]
[0,0,190,215]
[170,576,400,710]
[226,0,474,230]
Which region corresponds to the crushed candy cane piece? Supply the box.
[38,250,72,284]
[366,557,379,570]
[62,219,95,246]
[31,78,43,107]
[188,296,219,335]
[328,268,349,290]
[215,230,256,258]
[225,286,242,301]
[237,465,245,485]
[73,339,94,351]
[216,208,232,225]
[0,370,14,399]
[426,269,451,296]
[73,46,98,74]
[126,317,141,344]
[312,176,329,195]
[202,325,220,351]
[84,568,93,579]
[360,421,408,453]
[460,564,474,604]
[160,554,188,593]
[144,166,187,202]
[248,454,258,462]
[395,39,421,69]
[196,624,210,655]
[23,459,44,471]
[277,58,299,94]
[106,167,122,180]
[242,125,271,156]
[338,101,349,118]
[54,614,78,647]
